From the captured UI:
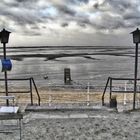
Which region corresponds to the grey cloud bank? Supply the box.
[0,0,139,46]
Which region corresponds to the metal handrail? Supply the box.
[102,77,110,106]
[0,77,40,106]
[102,77,140,106]
[31,77,40,106]
[0,78,31,81]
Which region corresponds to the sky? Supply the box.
[0,0,139,47]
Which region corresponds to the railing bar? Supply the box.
[0,91,30,93]
[0,78,30,81]
[0,77,40,106]
[111,78,140,80]
[31,78,40,106]
[112,90,140,93]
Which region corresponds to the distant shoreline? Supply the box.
[0,51,135,61]
[6,45,132,49]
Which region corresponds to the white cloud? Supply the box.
[0,0,139,46]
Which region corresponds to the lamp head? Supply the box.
[0,28,11,44]
[131,28,140,44]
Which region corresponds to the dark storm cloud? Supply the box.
[0,0,44,36]
[98,15,124,29]
[61,23,69,27]
[16,0,27,2]
[55,0,140,31]
[75,16,90,26]
[79,0,89,3]
[108,0,135,10]
[0,0,140,37]
[93,3,99,9]
[22,30,41,36]
[0,1,41,24]
[123,11,140,20]
[0,8,42,26]
[15,0,37,3]
[30,25,40,30]
[91,0,140,30]
[56,5,76,16]
[77,22,86,28]
[69,0,89,4]
[104,0,140,17]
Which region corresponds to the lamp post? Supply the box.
[131,28,140,110]
[0,28,11,106]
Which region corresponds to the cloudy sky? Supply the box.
[0,0,139,46]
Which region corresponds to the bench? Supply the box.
[0,96,23,140]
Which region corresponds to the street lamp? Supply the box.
[131,28,140,109]
[0,28,11,106]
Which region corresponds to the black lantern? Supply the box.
[0,28,11,44]
[131,28,140,44]
[131,28,140,109]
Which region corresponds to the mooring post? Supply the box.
[64,68,71,84]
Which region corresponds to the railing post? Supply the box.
[30,78,33,105]
[102,77,110,106]
[110,78,112,107]
[133,43,138,110]
[31,77,40,106]
[87,82,90,106]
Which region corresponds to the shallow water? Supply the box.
[0,46,140,89]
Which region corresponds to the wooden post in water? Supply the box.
[64,68,72,84]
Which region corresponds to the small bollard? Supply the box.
[110,95,117,108]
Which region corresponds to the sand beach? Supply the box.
[0,109,140,140]
[0,87,140,140]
